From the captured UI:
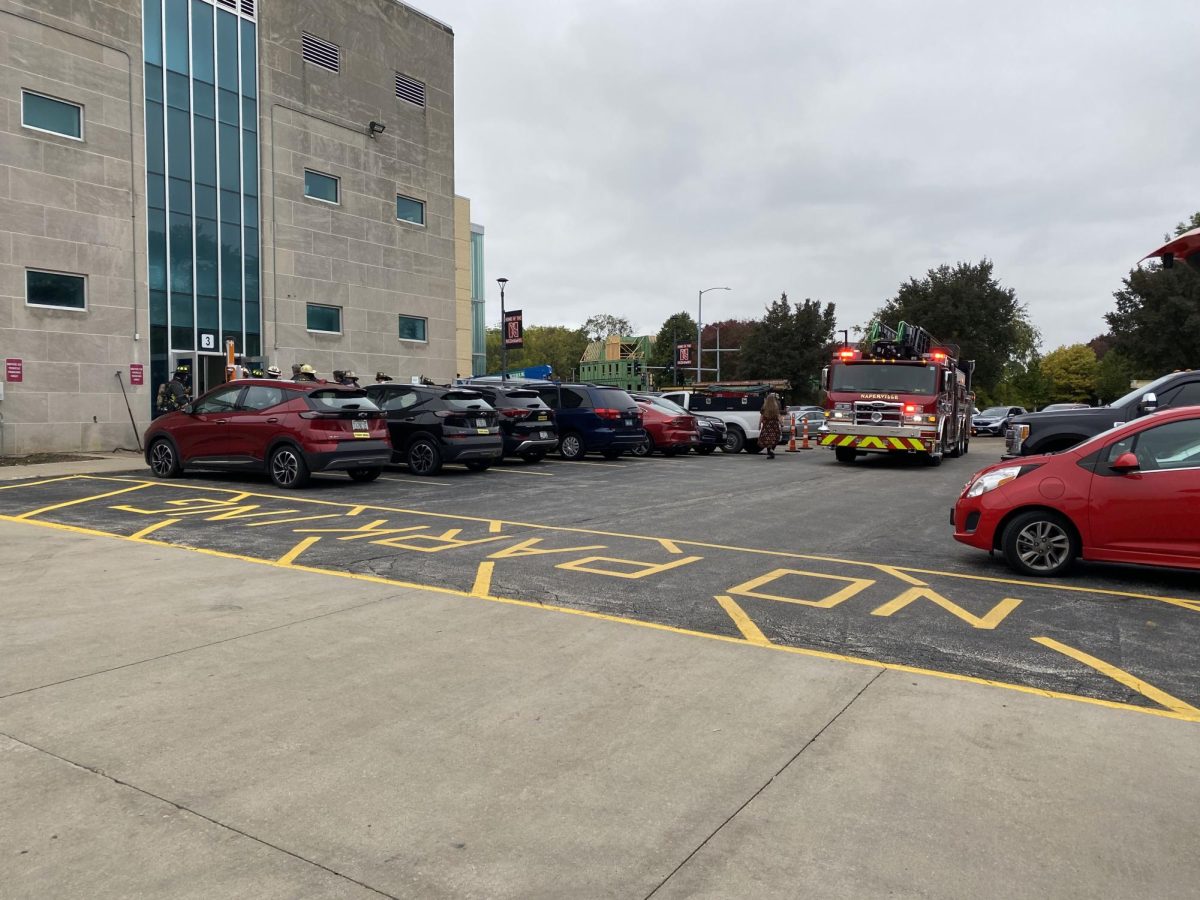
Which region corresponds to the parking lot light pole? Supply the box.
[497,277,509,381]
[697,286,730,384]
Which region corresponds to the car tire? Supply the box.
[1000,510,1079,577]
[559,432,586,460]
[148,438,182,479]
[269,444,310,489]
[348,467,382,483]
[834,446,857,464]
[601,449,622,460]
[407,437,443,476]
[720,428,745,454]
[696,446,716,455]
[519,451,545,463]
[632,434,654,457]
[922,452,942,467]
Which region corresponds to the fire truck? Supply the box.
[818,320,974,466]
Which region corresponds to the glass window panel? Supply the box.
[190,0,214,84]
[171,326,194,350]
[240,20,256,99]
[218,122,239,190]
[241,133,258,195]
[218,88,238,125]
[243,195,258,228]
[193,81,214,119]
[304,170,338,203]
[241,97,257,132]
[244,300,260,336]
[195,216,218,295]
[195,184,217,220]
[26,270,86,309]
[221,222,241,298]
[148,173,166,210]
[22,92,82,139]
[168,212,193,291]
[193,116,216,186]
[197,293,219,330]
[216,9,238,91]
[144,0,162,66]
[150,290,168,327]
[164,0,189,75]
[219,189,241,225]
[167,106,191,178]
[307,304,341,333]
[399,315,427,341]
[148,208,167,290]
[396,195,425,225]
[246,333,260,357]
[166,71,189,111]
[145,63,163,103]
[244,227,259,301]
[146,100,165,173]
[167,176,191,214]
[170,287,194,326]
[151,324,168,356]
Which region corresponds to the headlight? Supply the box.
[964,465,1022,498]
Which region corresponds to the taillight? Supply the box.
[500,408,530,419]
[595,407,622,420]
[299,411,342,419]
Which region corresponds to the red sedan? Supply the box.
[953,406,1200,576]
[631,395,700,457]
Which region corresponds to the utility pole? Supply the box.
[497,277,509,381]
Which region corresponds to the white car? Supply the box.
[660,389,790,454]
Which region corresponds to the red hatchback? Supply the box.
[144,379,391,489]
[953,406,1200,576]
[631,395,700,457]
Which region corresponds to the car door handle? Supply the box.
[267,417,278,423]
[216,419,228,424]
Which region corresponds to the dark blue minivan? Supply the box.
[520,382,644,460]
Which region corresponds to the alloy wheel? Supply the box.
[271,449,300,486]
[150,441,175,477]
[410,442,436,474]
[1014,520,1072,573]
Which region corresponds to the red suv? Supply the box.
[144,379,391,488]
[953,406,1200,576]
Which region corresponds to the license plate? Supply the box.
[475,418,486,427]
[353,418,369,438]
[624,419,633,426]
[477,428,489,435]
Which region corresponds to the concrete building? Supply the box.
[0,0,465,455]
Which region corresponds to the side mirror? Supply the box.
[1138,392,1158,414]
[1109,451,1140,473]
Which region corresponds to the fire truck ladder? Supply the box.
[896,321,934,359]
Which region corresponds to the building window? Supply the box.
[26,269,87,310]
[399,315,427,342]
[306,303,342,334]
[301,32,339,73]
[21,90,83,139]
[304,169,339,204]
[396,195,425,226]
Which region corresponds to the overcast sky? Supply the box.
[418,0,1195,350]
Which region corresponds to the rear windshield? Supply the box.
[594,388,637,409]
[443,391,494,411]
[650,397,689,416]
[307,389,380,412]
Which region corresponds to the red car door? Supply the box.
[173,384,244,462]
[1087,416,1200,564]
[228,384,292,462]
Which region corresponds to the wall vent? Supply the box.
[215,0,235,8]
[302,33,340,73]
[240,0,255,17]
[395,72,426,108]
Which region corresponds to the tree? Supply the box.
[739,292,837,402]
[1039,344,1098,403]
[582,314,634,342]
[485,325,589,380]
[1095,348,1135,405]
[650,311,698,385]
[1104,212,1200,376]
[872,260,1038,395]
[701,319,757,382]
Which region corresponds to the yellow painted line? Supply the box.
[0,475,86,490]
[1,511,1197,724]
[129,518,180,540]
[1033,636,1200,717]
[487,467,555,477]
[471,561,495,598]
[277,535,321,566]
[347,505,367,516]
[876,565,927,587]
[12,482,153,520]
[61,477,1200,613]
[658,539,683,555]
[871,587,1022,631]
[715,595,771,646]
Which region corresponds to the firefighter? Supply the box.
[264,365,282,379]
[337,370,360,387]
[375,371,393,383]
[294,363,317,383]
[156,365,191,414]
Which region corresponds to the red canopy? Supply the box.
[1141,226,1200,264]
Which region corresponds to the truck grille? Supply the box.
[853,401,903,426]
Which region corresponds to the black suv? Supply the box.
[466,383,559,462]
[517,382,644,460]
[363,383,503,475]
[1006,370,1200,457]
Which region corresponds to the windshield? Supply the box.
[1110,373,1178,409]
[831,363,938,395]
[979,407,1008,417]
[307,389,380,412]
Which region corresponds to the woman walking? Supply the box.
[758,393,783,459]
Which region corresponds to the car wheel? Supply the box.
[348,467,382,483]
[962,437,969,455]
[465,460,492,472]
[1001,510,1078,577]
[696,446,716,455]
[632,435,654,457]
[922,452,942,467]
[407,438,443,476]
[559,432,585,460]
[519,451,545,463]
[269,445,310,489]
[148,438,182,478]
[834,446,857,464]
[720,428,745,454]
[601,449,622,460]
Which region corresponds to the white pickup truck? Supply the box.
[660,389,790,454]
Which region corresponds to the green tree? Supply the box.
[872,259,1039,395]
[485,325,589,380]
[582,314,634,342]
[701,319,757,381]
[1095,348,1136,404]
[1039,344,1098,403]
[650,311,698,386]
[740,293,837,402]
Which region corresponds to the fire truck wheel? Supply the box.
[922,452,942,467]
[834,447,857,463]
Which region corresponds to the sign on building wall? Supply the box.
[503,310,524,349]
[129,364,145,386]
[675,342,694,367]
[5,359,22,382]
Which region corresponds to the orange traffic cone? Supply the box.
[800,417,812,450]
[786,414,799,452]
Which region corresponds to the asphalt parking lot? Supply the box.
[1,438,1198,720]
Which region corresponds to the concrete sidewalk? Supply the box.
[1,510,1198,897]
[0,451,145,481]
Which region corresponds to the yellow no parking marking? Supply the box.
[2,475,1198,723]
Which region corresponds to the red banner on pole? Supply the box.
[503,309,524,349]
[675,342,694,367]
[4,358,22,382]
[129,363,144,386]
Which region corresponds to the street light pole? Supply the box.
[697,286,730,384]
[497,277,509,381]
